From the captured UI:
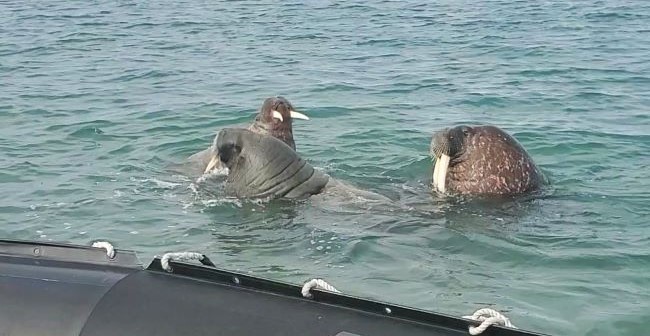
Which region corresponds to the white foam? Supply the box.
[200,197,243,208]
[148,178,182,189]
[195,166,229,184]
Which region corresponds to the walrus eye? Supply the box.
[462,128,470,137]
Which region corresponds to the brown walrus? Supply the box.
[186,96,309,175]
[429,125,544,196]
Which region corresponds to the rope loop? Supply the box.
[160,252,215,272]
[462,308,517,335]
[301,278,341,299]
[91,241,116,259]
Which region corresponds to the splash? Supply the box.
[195,166,229,184]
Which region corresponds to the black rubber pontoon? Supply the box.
[0,239,547,336]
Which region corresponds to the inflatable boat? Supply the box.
[0,239,547,336]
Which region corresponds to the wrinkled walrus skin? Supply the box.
[216,128,329,199]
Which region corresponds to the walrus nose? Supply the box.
[218,143,240,165]
[218,149,231,164]
[273,100,287,110]
[432,129,449,143]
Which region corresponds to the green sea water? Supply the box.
[1,1,649,335]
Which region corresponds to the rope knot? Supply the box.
[462,308,516,335]
[301,278,340,299]
[91,241,116,259]
[160,252,215,272]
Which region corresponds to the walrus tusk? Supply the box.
[432,154,450,193]
[271,110,284,122]
[290,110,309,120]
[204,155,220,174]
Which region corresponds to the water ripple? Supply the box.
[1,1,649,335]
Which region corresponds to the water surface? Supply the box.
[1,1,649,335]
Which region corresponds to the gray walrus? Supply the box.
[430,125,544,196]
[186,96,308,176]
[216,128,329,199]
[215,128,393,204]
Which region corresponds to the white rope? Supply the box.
[301,278,341,298]
[91,241,115,259]
[160,252,211,272]
[462,308,517,335]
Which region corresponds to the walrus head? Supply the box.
[215,128,329,199]
[430,125,543,196]
[429,126,471,193]
[249,96,309,151]
[201,96,309,174]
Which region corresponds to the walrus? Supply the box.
[214,128,393,204]
[186,96,309,176]
[216,128,329,199]
[430,125,544,196]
